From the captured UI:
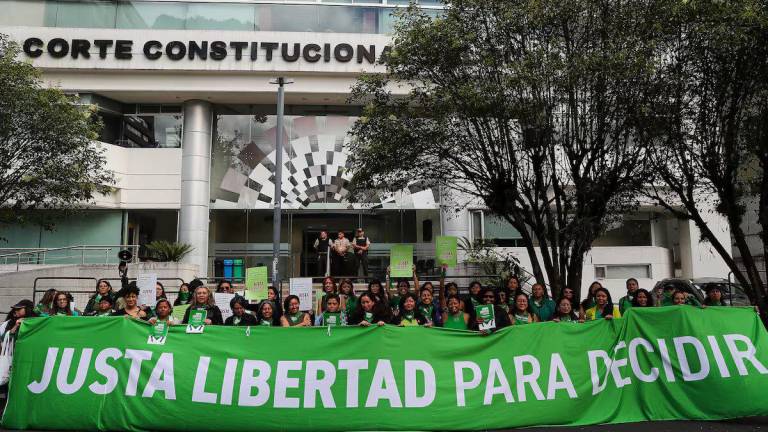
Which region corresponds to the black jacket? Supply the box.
[225,313,258,326]
[348,305,391,325]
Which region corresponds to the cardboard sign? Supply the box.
[245,267,268,301]
[390,245,414,278]
[171,303,190,322]
[290,278,313,311]
[214,293,236,321]
[147,321,169,345]
[436,236,458,267]
[186,309,207,334]
[475,304,496,331]
[136,273,157,308]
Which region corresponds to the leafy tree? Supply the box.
[348,0,661,297]
[646,1,768,310]
[0,34,114,228]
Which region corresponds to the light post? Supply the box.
[269,77,293,292]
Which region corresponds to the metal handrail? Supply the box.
[0,245,140,272]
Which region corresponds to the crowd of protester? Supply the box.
[0,266,741,343]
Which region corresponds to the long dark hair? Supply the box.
[51,291,74,316]
[581,281,604,309]
[283,295,302,315]
[367,279,387,304]
[553,297,578,321]
[352,292,390,322]
[631,289,655,307]
[5,300,35,329]
[593,287,615,316]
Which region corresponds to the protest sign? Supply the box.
[136,273,157,308]
[214,293,236,321]
[245,267,268,301]
[290,278,313,311]
[390,245,414,278]
[435,236,458,268]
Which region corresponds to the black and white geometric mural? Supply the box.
[211,115,439,210]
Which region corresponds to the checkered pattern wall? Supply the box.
[211,115,439,210]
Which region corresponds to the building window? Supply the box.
[594,264,652,280]
[469,210,523,247]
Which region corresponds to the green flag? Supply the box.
[5,308,768,431]
[435,236,458,267]
[390,245,413,278]
[245,266,269,301]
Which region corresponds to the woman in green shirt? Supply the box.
[529,283,556,322]
[281,295,311,327]
[392,293,428,327]
[511,292,539,325]
[442,295,470,330]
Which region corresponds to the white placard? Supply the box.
[136,273,157,308]
[214,293,236,321]
[290,278,314,312]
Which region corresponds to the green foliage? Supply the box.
[0,34,114,228]
[644,0,768,306]
[348,0,664,295]
[456,237,528,287]
[145,241,194,262]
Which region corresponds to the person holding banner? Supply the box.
[49,292,80,316]
[256,301,279,326]
[418,286,442,326]
[84,279,115,315]
[0,300,36,340]
[113,287,151,320]
[392,293,428,326]
[281,295,312,327]
[174,283,191,306]
[225,297,258,326]
[441,295,470,330]
[632,289,654,308]
[88,296,115,317]
[315,294,347,326]
[584,287,621,321]
[348,292,390,326]
[149,299,178,325]
[552,297,580,323]
[182,286,223,325]
[579,281,603,321]
[529,283,556,322]
[34,289,57,316]
[472,288,510,332]
[511,292,540,325]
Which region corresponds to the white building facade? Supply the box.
[0,0,732,298]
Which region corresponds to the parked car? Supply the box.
[653,277,751,306]
[652,278,705,304]
[691,278,752,306]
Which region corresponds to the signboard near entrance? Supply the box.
[390,245,413,278]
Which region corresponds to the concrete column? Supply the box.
[677,203,731,279]
[179,100,213,277]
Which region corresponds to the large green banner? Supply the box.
[3,307,768,431]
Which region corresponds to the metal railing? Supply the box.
[0,245,139,272]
